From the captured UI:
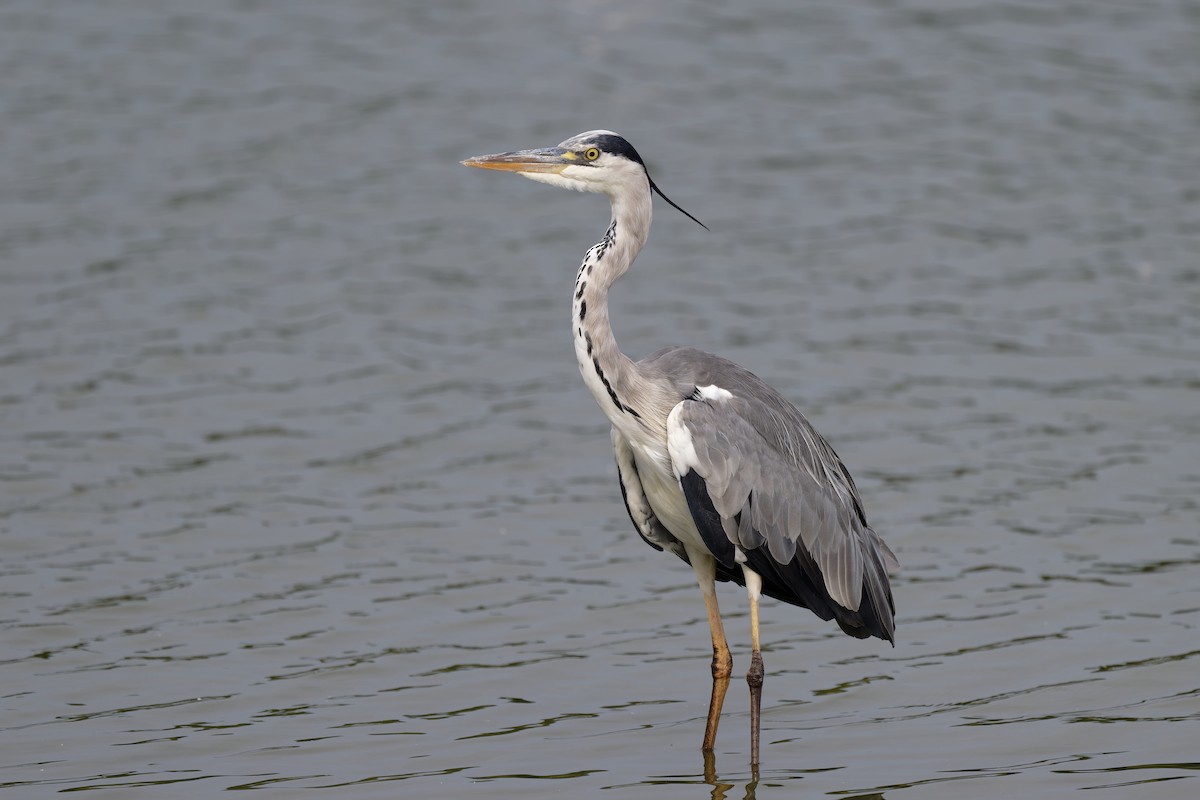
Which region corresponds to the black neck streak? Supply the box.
[573,221,642,422]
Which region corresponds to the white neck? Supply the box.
[571,185,654,434]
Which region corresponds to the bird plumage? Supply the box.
[463,130,897,764]
[653,346,897,641]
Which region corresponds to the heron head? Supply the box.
[463,130,706,229]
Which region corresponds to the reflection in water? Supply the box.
[667,751,893,799]
[704,750,748,800]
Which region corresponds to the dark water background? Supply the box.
[2,0,1198,797]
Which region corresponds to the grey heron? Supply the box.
[463,131,897,765]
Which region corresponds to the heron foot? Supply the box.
[747,650,764,765]
[702,645,733,751]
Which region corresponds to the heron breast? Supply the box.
[632,447,707,554]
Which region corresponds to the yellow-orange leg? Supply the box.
[742,566,765,765]
[687,547,733,751]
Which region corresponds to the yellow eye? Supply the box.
[584,147,601,161]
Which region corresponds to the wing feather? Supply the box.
[667,389,896,642]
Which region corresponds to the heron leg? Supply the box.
[686,546,732,751]
[742,566,764,765]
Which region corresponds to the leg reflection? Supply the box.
[700,749,759,800]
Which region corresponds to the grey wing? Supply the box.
[612,429,688,563]
[666,388,897,642]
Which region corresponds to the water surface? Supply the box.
[2,0,1198,797]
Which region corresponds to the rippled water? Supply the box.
[3,0,1199,797]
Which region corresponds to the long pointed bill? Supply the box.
[463,143,708,231]
[461,147,572,174]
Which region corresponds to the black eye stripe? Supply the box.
[588,134,645,167]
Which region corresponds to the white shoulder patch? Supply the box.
[696,384,733,402]
[666,403,698,479]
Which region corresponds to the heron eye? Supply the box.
[584,147,601,161]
